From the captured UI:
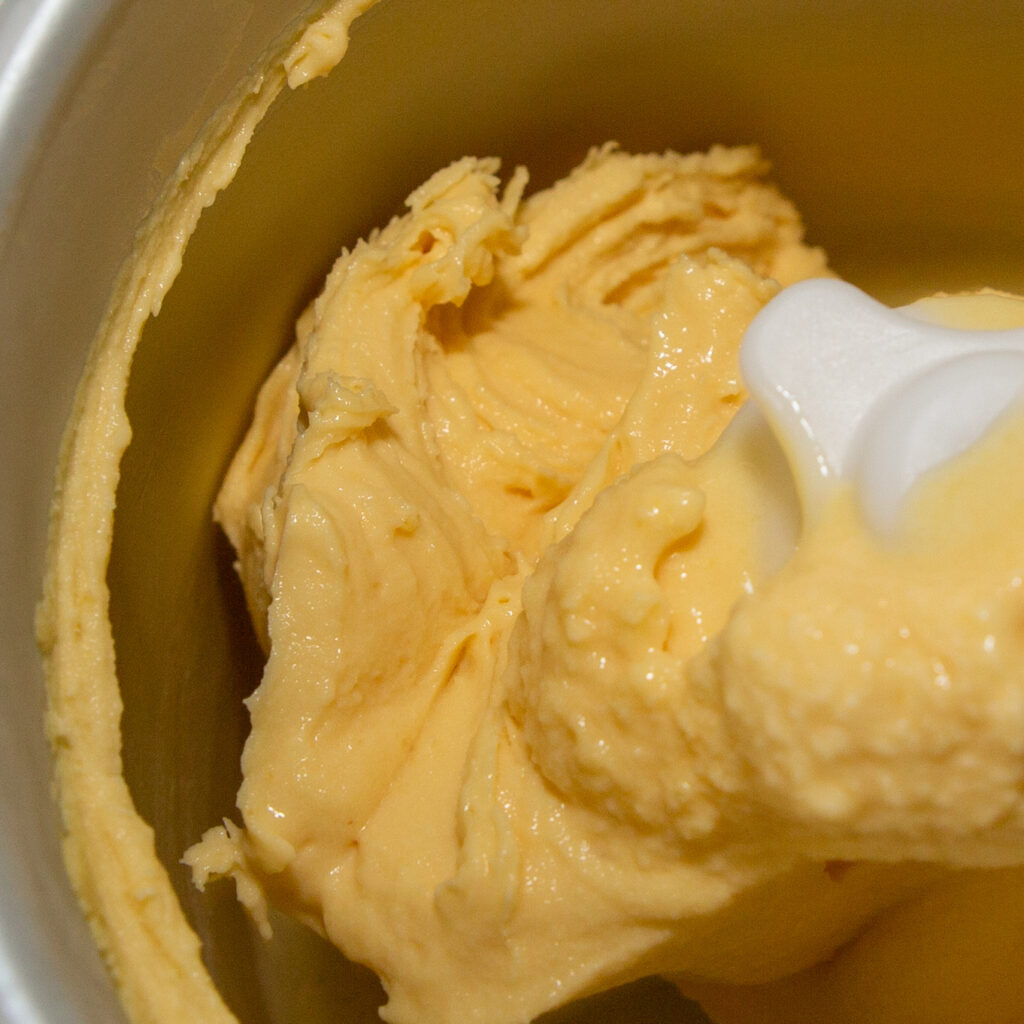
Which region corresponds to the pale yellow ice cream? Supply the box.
[184,140,1024,1024]
[183,144,834,1023]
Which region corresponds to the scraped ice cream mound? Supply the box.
[185,145,1024,1024]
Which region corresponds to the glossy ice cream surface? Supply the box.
[186,146,1024,1023]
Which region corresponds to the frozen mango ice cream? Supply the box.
[182,141,1024,1024]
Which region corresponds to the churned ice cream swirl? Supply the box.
[187,144,1024,1024]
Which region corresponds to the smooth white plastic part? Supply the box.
[739,279,1024,537]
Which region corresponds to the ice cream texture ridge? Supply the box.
[177,142,1024,1024]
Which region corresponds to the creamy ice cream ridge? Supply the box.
[185,142,1024,1024]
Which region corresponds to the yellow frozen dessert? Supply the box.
[184,142,830,1023]
[182,138,1024,1024]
